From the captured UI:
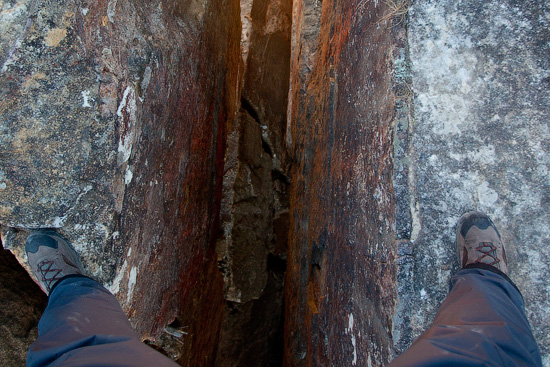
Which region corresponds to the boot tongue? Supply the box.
[476,242,500,266]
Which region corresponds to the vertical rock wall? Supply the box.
[284,0,398,366]
[215,0,291,363]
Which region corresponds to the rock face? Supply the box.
[2,1,399,366]
[393,0,550,364]
[283,0,398,365]
[215,0,291,363]
[6,0,546,366]
[1,0,241,365]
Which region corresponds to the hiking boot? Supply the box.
[456,211,508,274]
[26,229,85,294]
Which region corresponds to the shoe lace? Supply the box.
[475,242,500,266]
[38,260,64,292]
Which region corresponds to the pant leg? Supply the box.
[387,267,542,367]
[27,276,180,367]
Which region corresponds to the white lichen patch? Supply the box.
[449,145,496,166]
[94,223,109,241]
[240,0,253,63]
[118,132,134,164]
[409,199,421,241]
[73,233,89,254]
[124,166,133,185]
[107,0,118,22]
[410,6,480,138]
[140,66,152,97]
[108,259,128,294]
[117,86,135,118]
[0,170,6,190]
[127,266,138,302]
[344,313,358,365]
[81,90,92,107]
[117,86,137,165]
[51,215,67,228]
[477,181,498,207]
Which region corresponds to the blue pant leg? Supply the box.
[388,267,542,367]
[27,276,180,367]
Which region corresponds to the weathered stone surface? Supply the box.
[219,111,277,304]
[1,0,241,365]
[7,0,546,366]
[0,246,47,367]
[393,0,550,365]
[284,0,398,365]
[1,0,117,270]
[216,0,291,362]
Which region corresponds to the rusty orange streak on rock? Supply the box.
[284,0,398,366]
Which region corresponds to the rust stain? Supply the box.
[284,0,397,365]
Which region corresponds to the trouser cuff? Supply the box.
[463,263,522,296]
[49,274,95,295]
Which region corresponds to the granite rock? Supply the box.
[393,1,550,365]
[284,0,398,365]
[215,0,291,362]
[1,0,242,365]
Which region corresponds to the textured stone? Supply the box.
[6,0,545,366]
[0,0,242,365]
[216,0,291,362]
[393,0,550,365]
[284,0,398,365]
[218,111,275,304]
